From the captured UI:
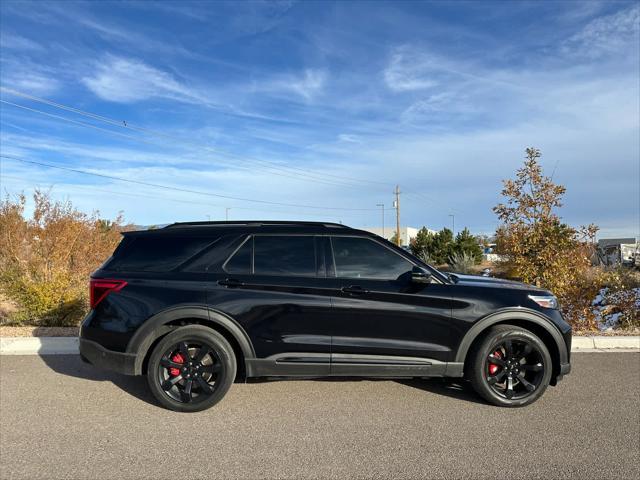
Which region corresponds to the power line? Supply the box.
[1,87,392,188]
[1,88,469,220]
[1,87,470,222]
[0,99,365,188]
[394,185,401,246]
[0,154,388,211]
[0,173,385,219]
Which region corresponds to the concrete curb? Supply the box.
[571,336,640,351]
[1,335,639,355]
[0,337,79,355]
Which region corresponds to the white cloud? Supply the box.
[289,69,327,99]
[383,45,515,95]
[384,47,439,92]
[0,56,60,95]
[338,134,362,143]
[0,32,43,51]
[81,55,201,103]
[401,92,460,123]
[562,5,640,58]
[5,73,60,96]
[260,69,327,100]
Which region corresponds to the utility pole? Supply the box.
[394,185,401,246]
[376,203,385,238]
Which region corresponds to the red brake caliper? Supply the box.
[488,350,502,375]
[168,353,185,377]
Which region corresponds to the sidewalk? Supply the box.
[1,335,638,355]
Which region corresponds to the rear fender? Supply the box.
[126,304,254,375]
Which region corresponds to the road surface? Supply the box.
[0,353,638,479]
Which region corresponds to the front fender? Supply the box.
[454,308,570,367]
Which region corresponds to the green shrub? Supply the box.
[448,252,476,274]
[412,226,483,267]
[453,228,483,264]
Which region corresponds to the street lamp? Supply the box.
[448,214,455,236]
[225,208,231,221]
[376,203,385,238]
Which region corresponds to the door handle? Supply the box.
[218,278,243,288]
[341,285,369,295]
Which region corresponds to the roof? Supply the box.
[597,238,637,247]
[124,220,353,236]
[164,220,349,229]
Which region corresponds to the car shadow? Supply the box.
[248,376,487,405]
[39,354,159,407]
[396,377,487,404]
[41,355,485,408]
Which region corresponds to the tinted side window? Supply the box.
[254,236,316,276]
[224,237,252,274]
[331,236,413,280]
[109,236,215,272]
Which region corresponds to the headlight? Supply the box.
[528,295,559,309]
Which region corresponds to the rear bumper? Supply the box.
[79,338,137,375]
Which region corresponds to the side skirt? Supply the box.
[246,353,464,378]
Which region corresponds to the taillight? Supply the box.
[90,279,127,309]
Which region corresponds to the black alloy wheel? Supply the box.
[468,325,552,407]
[485,338,545,400]
[147,325,236,412]
[158,341,222,404]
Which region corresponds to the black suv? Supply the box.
[80,221,571,411]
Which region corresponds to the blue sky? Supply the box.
[0,0,638,237]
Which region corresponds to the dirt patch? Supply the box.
[0,294,19,320]
[0,326,79,337]
[573,328,640,336]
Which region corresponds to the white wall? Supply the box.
[361,226,435,246]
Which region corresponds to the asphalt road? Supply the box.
[0,353,638,480]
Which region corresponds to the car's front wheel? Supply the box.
[468,325,552,407]
[147,325,236,412]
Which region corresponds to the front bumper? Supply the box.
[552,362,572,385]
[79,338,137,375]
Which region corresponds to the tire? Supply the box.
[146,325,237,412]
[467,324,552,407]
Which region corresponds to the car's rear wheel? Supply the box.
[147,325,236,412]
[468,325,552,407]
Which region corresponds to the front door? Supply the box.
[328,235,453,376]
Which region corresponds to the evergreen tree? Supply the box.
[453,228,483,264]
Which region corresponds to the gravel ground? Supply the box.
[0,326,79,337]
[0,353,638,480]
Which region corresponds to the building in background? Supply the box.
[596,238,639,267]
[362,226,435,247]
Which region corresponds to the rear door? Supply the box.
[328,235,453,375]
[208,234,333,375]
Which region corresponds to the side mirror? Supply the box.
[411,266,432,284]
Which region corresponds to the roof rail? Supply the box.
[164,220,350,229]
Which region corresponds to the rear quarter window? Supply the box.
[107,236,216,272]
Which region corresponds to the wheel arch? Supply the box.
[455,309,568,383]
[127,305,255,379]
